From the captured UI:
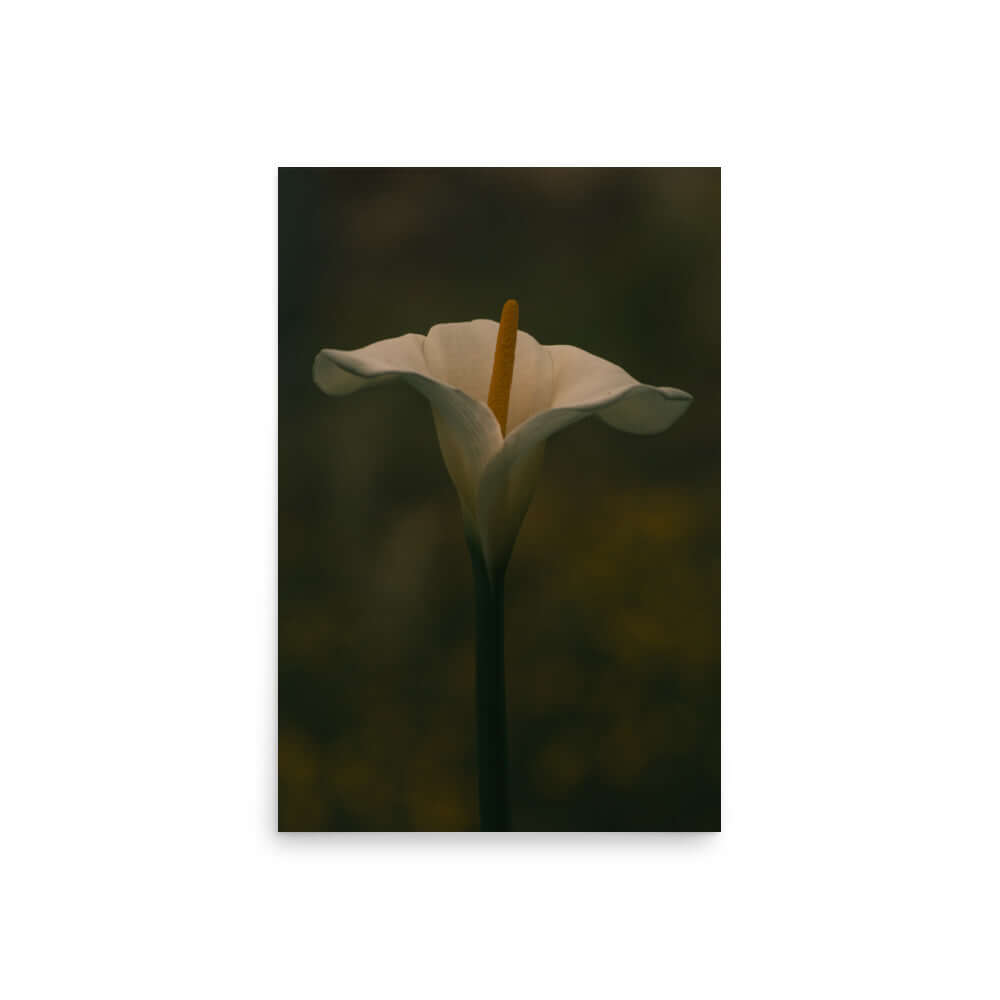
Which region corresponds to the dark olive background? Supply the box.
[279,167,719,831]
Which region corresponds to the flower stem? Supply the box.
[469,542,511,832]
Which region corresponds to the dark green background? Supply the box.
[279,167,720,831]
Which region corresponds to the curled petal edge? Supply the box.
[313,338,503,521]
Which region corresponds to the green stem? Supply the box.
[469,542,510,832]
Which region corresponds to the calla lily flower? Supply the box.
[313,301,692,575]
[314,300,691,831]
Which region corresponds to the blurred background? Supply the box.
[279,168,719,831]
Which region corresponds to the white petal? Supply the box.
[423,320,554,431]
[313,334,502,521]
[544,344,693,433]
[474,438,549,575]
[313,333,431,394]
[474,344,692,570]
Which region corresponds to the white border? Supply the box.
[2,3,998,997]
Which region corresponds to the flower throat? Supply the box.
[487,299,518,436]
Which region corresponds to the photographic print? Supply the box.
[279,167,720,831]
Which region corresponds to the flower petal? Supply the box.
[474,344,692,570]
[424,320,554,432]
[474,438,549,575]
[313,334,502,523]
[542,344,693,433]
[313,333,431,394]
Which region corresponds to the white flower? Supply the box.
[313,302,692,574]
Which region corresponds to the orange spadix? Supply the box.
[487,299,518,435]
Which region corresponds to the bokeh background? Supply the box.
[279,168,719,831]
